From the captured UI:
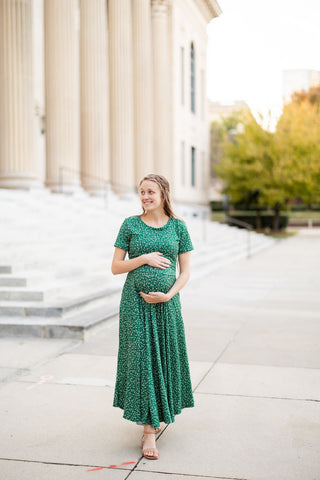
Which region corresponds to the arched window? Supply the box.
[190,42,195,113]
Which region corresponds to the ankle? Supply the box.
[144,425,156,435]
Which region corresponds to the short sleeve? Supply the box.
[114,218,131,251]
[178,220,194,254]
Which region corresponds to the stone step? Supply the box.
[192,242,249,273]
[0,289,44,301]
[0,272,122,302]
[0,268,114,290]
[0,300,120,340]
[0,266,12,274]
[0,285,121,317]
[4,259,110,276]
[192,236,274,265]
[191,239,276,281]
[0,275,26,286]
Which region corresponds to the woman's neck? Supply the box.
[142,209,169,225]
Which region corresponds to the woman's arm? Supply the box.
[111,247,171,275]
[139,251,191,303]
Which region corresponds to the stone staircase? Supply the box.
[0,189,276,339]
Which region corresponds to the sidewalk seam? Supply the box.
[194,391,320,403]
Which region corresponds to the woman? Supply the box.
[111,174,194,460]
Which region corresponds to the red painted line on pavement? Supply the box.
[87,461,136,471]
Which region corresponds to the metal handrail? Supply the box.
[225,215,253,230]
[224,215,253,258]
[58,166,136,204]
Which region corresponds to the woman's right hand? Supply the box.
[144,252,171,269]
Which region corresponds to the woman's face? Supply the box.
[139,180,164,213]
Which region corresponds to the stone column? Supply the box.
[151,0,172,181]
[108,0,135,194]
[0,0,40,188]
[44,0,80,192]
[132,0,153,184]
[80,0,110,194]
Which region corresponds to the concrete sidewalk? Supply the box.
[0,229,319,480]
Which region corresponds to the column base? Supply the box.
[45,179,83,195]
[0,173,43,190]
[111,184,136,196]
[82,184,110,196]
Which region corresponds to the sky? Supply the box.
[206,0,320,126]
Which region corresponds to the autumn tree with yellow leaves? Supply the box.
[213,85,320,231]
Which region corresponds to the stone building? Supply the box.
[0,0,221,207]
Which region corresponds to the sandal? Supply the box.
[141,427,159,460]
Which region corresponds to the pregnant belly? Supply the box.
[130,266,176,293]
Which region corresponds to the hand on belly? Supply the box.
[139,291,169,303]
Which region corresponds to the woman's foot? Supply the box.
[141,426,159,460]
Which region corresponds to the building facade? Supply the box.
[0,0,221,205]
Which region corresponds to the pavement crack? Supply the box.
[132,468,249,480]
[0,457,130,472]
[195,392,320,403]
[124,424,170,479]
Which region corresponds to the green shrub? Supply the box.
[228,214,289,230]
[210,201,224,211]
[233,203,269,212]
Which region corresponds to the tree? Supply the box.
[216,111,291,231]
[210,111,242,178]
[212,86,320,231]
[276,85,320,206]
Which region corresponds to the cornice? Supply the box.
[195,0,222,22]
[207,0,223,18]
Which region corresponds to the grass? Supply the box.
[287,211,320,220]
[210,209,318,237]
[267,230,298,239]
[211,210,320,223]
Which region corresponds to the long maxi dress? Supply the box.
[113,215,194,428]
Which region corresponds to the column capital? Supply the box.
[151,0,170,17]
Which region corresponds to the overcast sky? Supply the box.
[206,0,320,124]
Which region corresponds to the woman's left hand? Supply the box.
[139,291,169,303]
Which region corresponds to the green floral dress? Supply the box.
[113,215,194,428]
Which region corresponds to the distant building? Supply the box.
[283,69,320,104]
[208,100,249,123]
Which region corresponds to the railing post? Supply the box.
[247,229,251,258]
[59,166,63,194]
[202,210,207,243]
[225,215,252,259]
[104,182,109,209]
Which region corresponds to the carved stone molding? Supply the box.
[194,0,222,22]
[151,0,169,17]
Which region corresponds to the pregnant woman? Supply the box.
[111,174,194,460]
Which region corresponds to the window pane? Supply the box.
[181,47,185,105]
[181,141,185,185]
[190,43,195,113]
[191,146,196,186]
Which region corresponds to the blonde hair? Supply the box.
[138,174,177,218]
